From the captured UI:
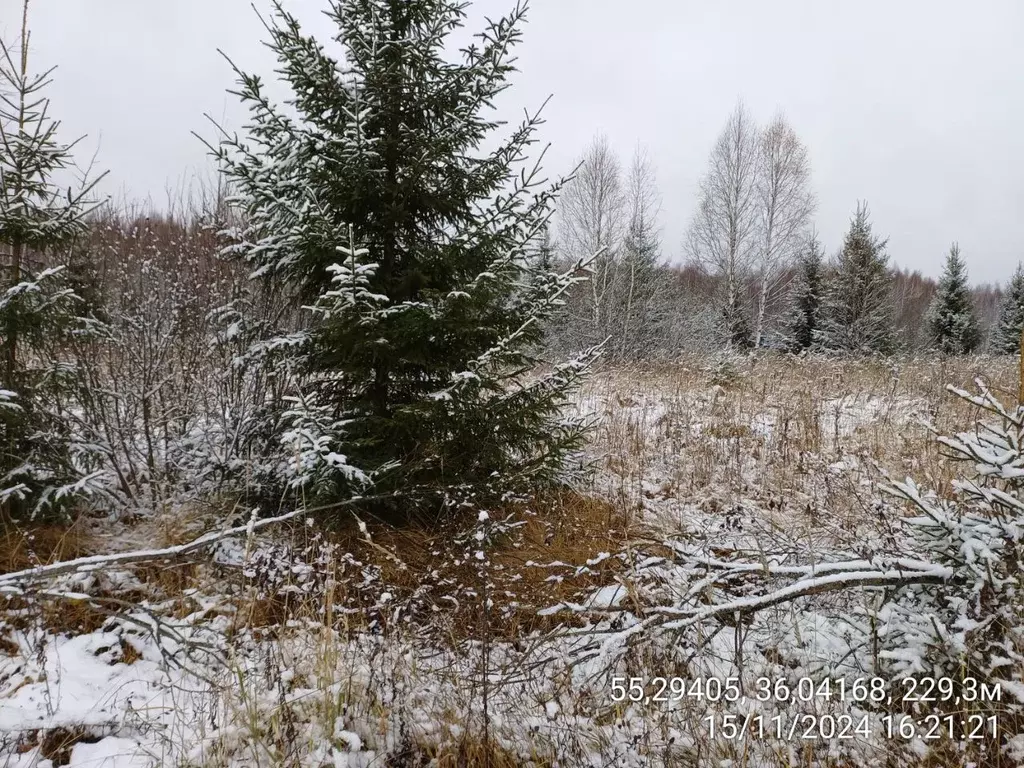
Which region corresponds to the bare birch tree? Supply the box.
[752,114,815,347]
[626,144,660,234]
[685,103,760,348]
[558,133,626,347]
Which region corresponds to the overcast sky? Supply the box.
[17,0,1024,284]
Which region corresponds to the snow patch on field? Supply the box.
[819,394,926,438]
[0,631,164,734]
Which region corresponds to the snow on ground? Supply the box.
[819,393,927,438]
[0,589,896,767]
[1,640,165,765]
[0,362,1007,766]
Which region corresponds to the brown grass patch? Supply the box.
[431,737,547,768]
[586,355,1019,532]
[0,518,91,574]
[118,637,142,664]
[40,597,109,636]
[381,732,550,768]
[39,726,100,766]
[132,560,198,595]
[229,490,644,641]
[0,634,18,656]
[14,730,39,754]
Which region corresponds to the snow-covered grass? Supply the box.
[580,354,1011,540]
[1,354,1021,767]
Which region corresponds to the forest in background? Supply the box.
[544,111,1015,362]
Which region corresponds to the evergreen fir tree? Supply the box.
[723,298,754,350]
[818,203,895,355]
[533,223,556,272]
[613,206,666,360]
[0,3,107,521]
[784,233,824,353]
[212,0,599,521]
[925,242,980,355]
[994,263,1024,354]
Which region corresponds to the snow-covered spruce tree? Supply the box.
[994,263,1024,354]
[926,242,980,356]
[0,5,107,522]
[211,0,599,521]
[817,202,895,355]
[612,158,668,362]
[533,223,556,273]
[878,382,1024,757]
[783,232,824,353]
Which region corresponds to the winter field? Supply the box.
[2,0,1022,765]
[1,354,1022,768]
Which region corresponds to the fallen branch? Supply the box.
[659,564,952,628]
[0,491,404,589]
[557,549,952,667]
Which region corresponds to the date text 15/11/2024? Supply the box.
[704,712,998,742]
[608,675,1002,708]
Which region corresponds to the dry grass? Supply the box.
[427,737,549,768]
[0,518,108,639]
[229,489,641,641]
[584,355,1018,539]
[37,726,100,767]
[3,355,1021,768]
[0,516,91,574]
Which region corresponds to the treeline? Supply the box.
[656,261,1003,355]
[544,105,1016,360]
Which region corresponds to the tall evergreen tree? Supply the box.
[533,223,556,272]
[721,294,754,349]
[784,233,824,352]
[994,263,1024,354]
[818,203,895,355]
[613,198,666,360]
[926,243,979,355]
[212,0,599,521]
[0,2,106,520]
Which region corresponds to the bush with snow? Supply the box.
[876,382,1024,749]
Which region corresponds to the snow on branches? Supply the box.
[879,381,1024,709]
[207,0,603,518]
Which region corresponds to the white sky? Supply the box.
[16,0,1024,284]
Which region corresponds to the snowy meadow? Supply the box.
[1,0,1023,766]
[2,355,1023,767]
